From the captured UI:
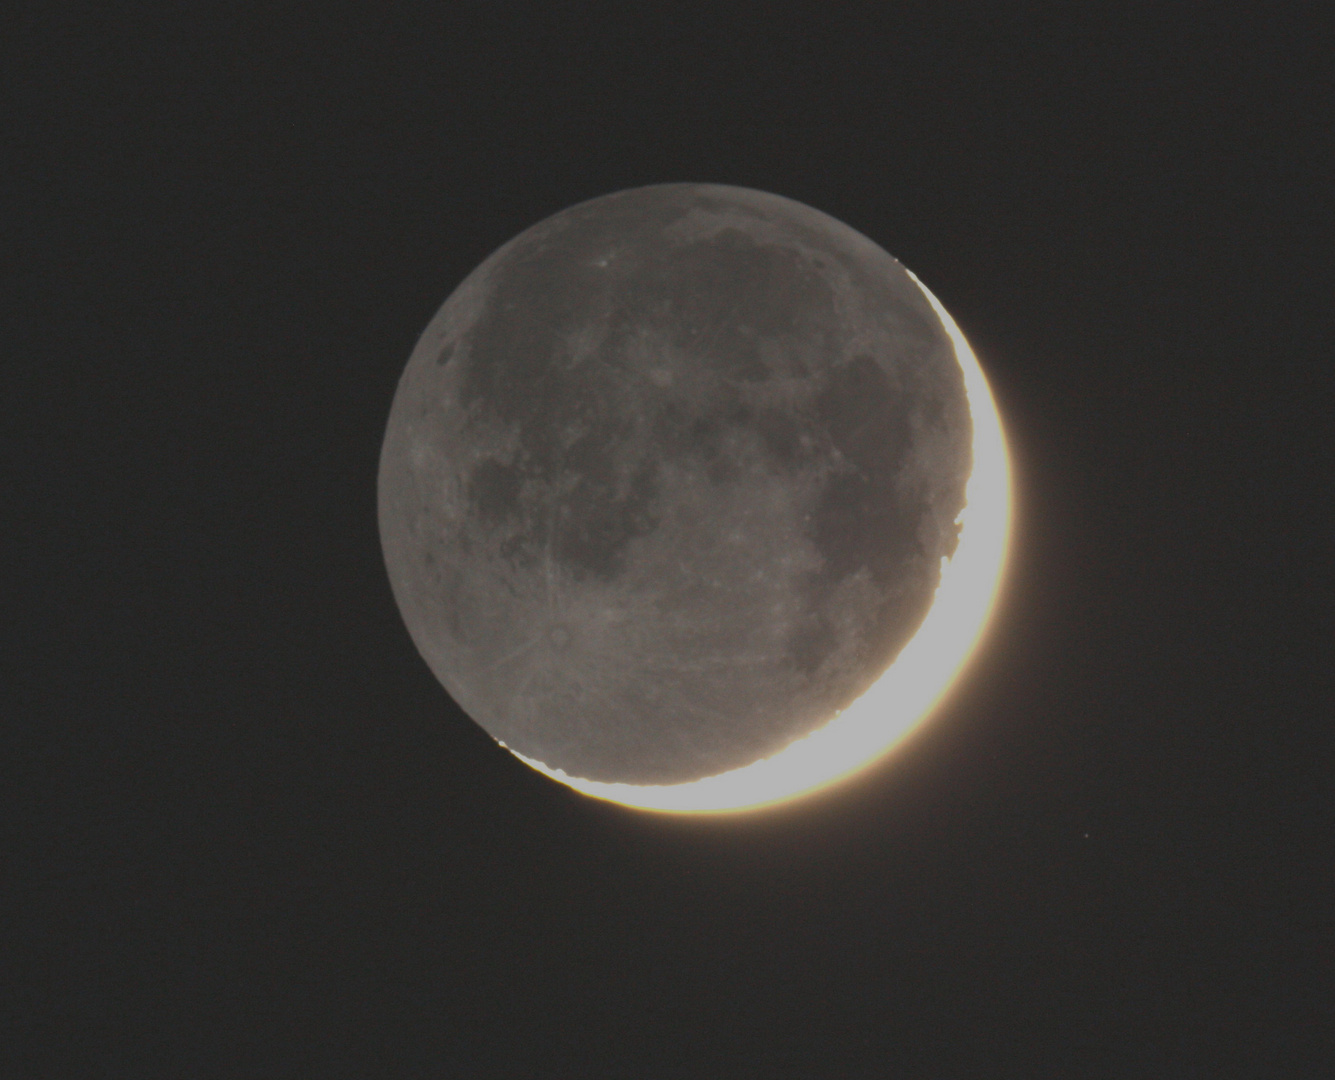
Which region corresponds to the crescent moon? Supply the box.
[507,270,1012,813]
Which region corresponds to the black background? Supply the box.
[7,4,1332,1076]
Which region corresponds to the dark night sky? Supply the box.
[6,5,1332,1076]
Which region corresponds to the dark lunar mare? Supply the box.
[379,184,971,785]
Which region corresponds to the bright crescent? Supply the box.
[508,270,1012,813]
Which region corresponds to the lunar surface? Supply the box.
[378,183,1008,808]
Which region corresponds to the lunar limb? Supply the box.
[378,184,1010,811]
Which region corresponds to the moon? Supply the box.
[378,184,1010,813]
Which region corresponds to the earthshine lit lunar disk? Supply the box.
[378,184,1011,813]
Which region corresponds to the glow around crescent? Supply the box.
[506,270,1012,813]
